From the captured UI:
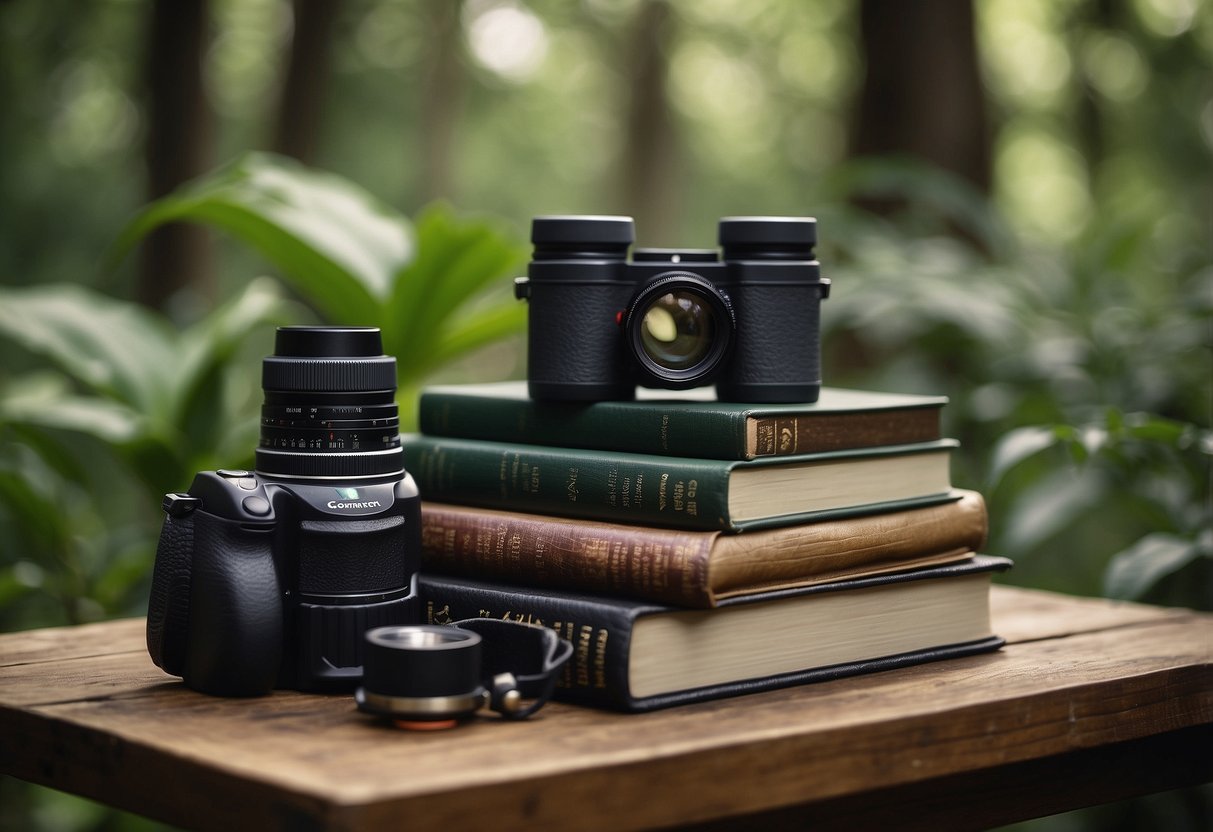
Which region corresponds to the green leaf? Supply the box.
[1001,467,1103,553]
[1123,414,1196,447]
[388,203,526,373]
[172,277,292,453]
[0,373,147,445]
[177,277,290,389]
[987,426,1061,485]
[423,303,528,380]
[0,284,176,414]
[1104,532,1202,600]
[0,448,74,555]
[109,153,414,324]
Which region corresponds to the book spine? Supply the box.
[419,393,748,458]
[402,437,735,530]
[750,408,941,457]
[420,504,716,606]
[419,577,640,710]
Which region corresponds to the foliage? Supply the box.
[0,155,527,629]
[0,278,294,627]
[819,160,1211,608]
[108,152,529,405]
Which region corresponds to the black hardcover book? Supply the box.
[418,556,1011,712]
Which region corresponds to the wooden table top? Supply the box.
[1,586,1210,831]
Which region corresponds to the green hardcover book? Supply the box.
[418,381,946,461]
[400,434,959,532]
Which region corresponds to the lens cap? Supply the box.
[274,326,384,358]
[262,328,396,393]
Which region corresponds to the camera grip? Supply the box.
[183,512,283,696]
[147,514,195,676]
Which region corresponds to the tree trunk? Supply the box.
[138,0,215,313]
[272,0,340,163]
[617,0,679,245]
[419,0,466,202]
[850,0,991,195]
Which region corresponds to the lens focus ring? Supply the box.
[262,356,397,393]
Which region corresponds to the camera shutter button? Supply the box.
[242,496,271,517]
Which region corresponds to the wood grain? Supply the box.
[0,586,1209,831]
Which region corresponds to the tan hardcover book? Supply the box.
[420,490,989,607]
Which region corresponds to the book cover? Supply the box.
[401,434,959,531]
[419,380,946,460]
[420,490,988,607]
[419,556,1012,712]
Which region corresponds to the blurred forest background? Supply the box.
[0,0,1210,829]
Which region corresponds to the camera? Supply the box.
[513,215,830,403]
[146,326,421,696]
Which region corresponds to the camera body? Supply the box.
[514,216,830,403]
[147,327,421,697]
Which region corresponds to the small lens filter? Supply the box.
[356,621,573,729]
[356,626,486,729]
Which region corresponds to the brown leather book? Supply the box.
[420,491,989,607]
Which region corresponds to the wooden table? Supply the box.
[1,586,1210,831]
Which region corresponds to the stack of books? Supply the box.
[402,381,1009,711]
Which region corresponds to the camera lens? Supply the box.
[256,326,403,479]
[638,291,716,370]
[625,273,735,388]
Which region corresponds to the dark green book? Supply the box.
[418,381,946,460]
[400,434,959,532]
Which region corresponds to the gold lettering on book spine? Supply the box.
[776,418,797,454]
[594,629,608,688]
[575,625,593,687]
[552,620,572,686]
[755,420,775,456]
[582,537,610,583]
[566,467,579,502]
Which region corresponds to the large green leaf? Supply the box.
[986,426,1062,486]
[387,203,527,376]
[0,373,147,446]
[109,153,414,324]
[421,303,528,381]
[1104,532,1207,600]
[172,278,294,461]
[0,284,176,415]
